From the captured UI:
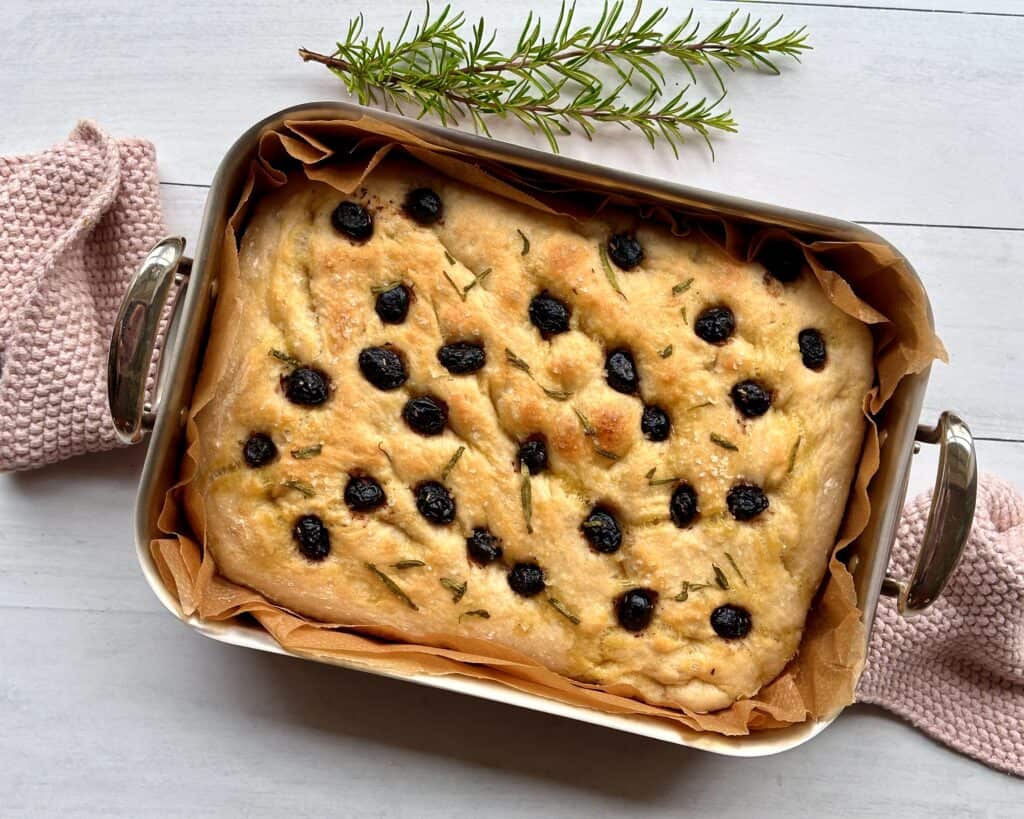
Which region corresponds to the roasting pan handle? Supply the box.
[882,411,977,616]
[107,236,191,444]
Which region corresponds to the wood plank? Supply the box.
[4,1,1022,227]
[4,0,1020,806]
[162,185,206,241]
[871,224,1024,442]
[730,0,1024,14]
[1,606,1019,816]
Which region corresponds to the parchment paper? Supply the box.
[152,115,945,737]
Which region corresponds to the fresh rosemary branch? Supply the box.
[299,2,810,156]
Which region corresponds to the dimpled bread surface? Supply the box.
[188,157,874,713]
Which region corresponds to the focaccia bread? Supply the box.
[187,158,874,713]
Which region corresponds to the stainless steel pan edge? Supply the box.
[126,101,973,756]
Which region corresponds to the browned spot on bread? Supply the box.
[592,406,631,456]
[551,422,587,460]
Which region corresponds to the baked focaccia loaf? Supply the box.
[187,157,873,713]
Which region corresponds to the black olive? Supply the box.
[669,483,699,528]
[517,437,548,475]
[528,291,571,338]
[375,284,411,324]
[402,395,449,436]
[694,306,736,345]
[730,380,772,418]
[641,405,670,441]
[605,349,639,394]
[344,475,387,511]
[292,514,331,561]
[437,342,486,374]
[242,432,277,468]
[607,233,644,270]
[507,562,546,597]
[581,506,622,554]
[466,527,503,565]
[284,367,330,406]
[710,604,752,639]
[758,239,804,283]
[415,480,456,524]
[404,187,443,225]
[798,328,827,371]
[358,346,408,391]
[727,483,769,521]
[617,588,658,632]
[331,201,373,241]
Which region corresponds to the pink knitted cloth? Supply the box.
[859,475,1024,777]
[0,121,165,471]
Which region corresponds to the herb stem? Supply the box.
[301,4,810,156]
[366,562,419,610]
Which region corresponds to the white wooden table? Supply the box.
[3,1,1023,814]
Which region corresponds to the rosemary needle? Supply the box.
[300,3,810,157]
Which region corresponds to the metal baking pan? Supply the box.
[108,101,977,756]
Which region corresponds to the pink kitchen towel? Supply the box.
[0,121,165,471]
[859,475,1024,778]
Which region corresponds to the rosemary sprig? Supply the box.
[300,2,810,156]
[710,432,738,451]
[573,407,596,436]
[542,385,573,401]
[442,269,464,300]
[281,479,316,498]
[548,597,581,625]
[440,577,468,603]
[520,461,534,534]
[645,466,679,486]
[517,228,531,255]
[674,581,710,602]
[441,445,466,481]
[462,267,492,297]
[658,345,673,358]
[442,266,490,302]
[393,559,427,569]
[712,563,730,590]
[366,562,419,610]
[505,348,532,374]
[291,444,323,460]
[598,244,627,301]
[787,435,802,474]
[505,348,572,401]
[460,608,491,620]
[672,278,694,295]
[725,552,747,585]
[269,348,301,367]
[571,406,617,460]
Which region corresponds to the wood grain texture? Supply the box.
[1,606,1021,818]
[3,1,1023,227]
[2,0,1022,814]
[721,0,1024,13]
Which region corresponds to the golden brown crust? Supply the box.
[188,158,874,713]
